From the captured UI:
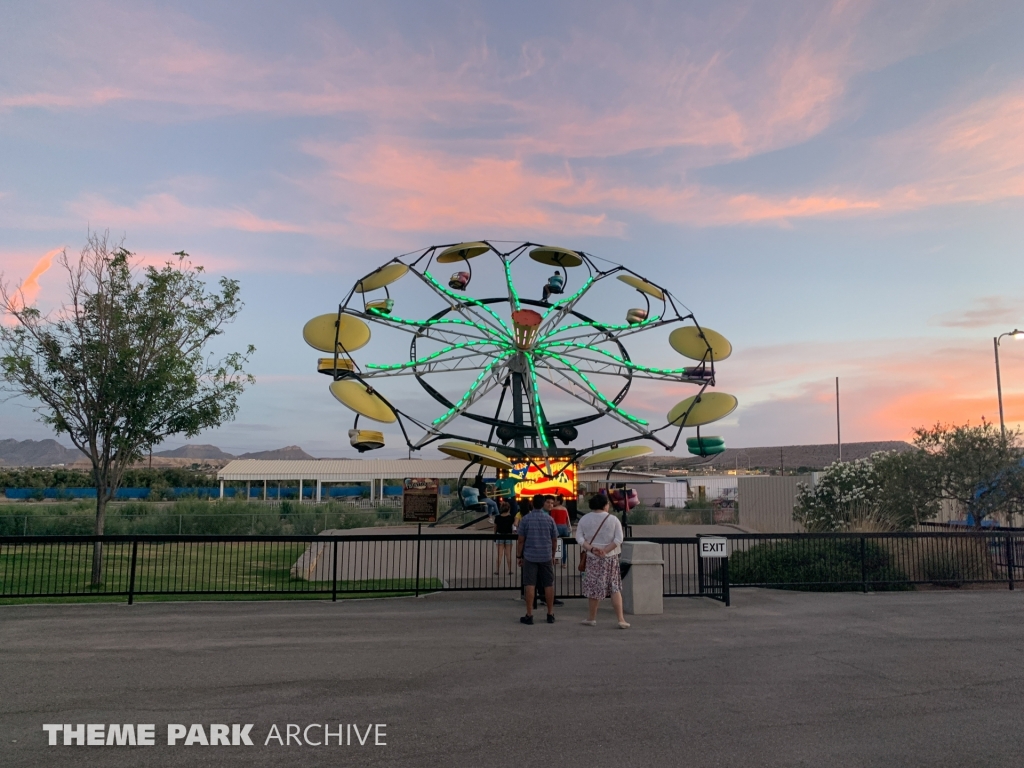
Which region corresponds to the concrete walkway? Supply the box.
[2,589,1023,767]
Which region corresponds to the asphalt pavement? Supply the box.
[1,588,1023,767]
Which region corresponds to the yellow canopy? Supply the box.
[437,441,513,469]
[580,445,654,468]
[355,263,409,293]
[529,246,583,268]
[437,242,490,263]
[667,392,738,427]
[616,274,665,300]
[669,326,732,362]
[329,380,397,423]
[303,314,371,353]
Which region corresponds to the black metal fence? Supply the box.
[0,531,1020,603]
[723,532,1022,592]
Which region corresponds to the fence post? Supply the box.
[860,536,867,594]
[722,556,730,607]
[1006,534,1015,591]
[415,524,422,597]
[696,547,705,596]
[127,539,139,605]
[331,539,339,602]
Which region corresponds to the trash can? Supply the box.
[620,541,664,615]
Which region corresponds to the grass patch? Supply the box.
[0,541,443,602]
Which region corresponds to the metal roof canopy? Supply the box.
[577,469,666,483]
[218,459,494,483]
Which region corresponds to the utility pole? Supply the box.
[836,377,842,463]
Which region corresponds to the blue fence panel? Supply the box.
[327,487,365,497]
[4,487,152,499]
[382,486,403,496]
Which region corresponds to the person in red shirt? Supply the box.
[550,495,571,568]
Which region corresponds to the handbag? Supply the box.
[578,513,610,573]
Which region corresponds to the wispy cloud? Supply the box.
[1,247,63,323]
[932,296,1024,329]
[69,193,305,235]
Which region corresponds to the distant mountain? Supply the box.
[0,439,85,467]
[236,445,315,460]
[631,441,916,472]
[154,444,235,460]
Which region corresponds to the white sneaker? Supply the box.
[617,621,631,629]
[580,620,596,626]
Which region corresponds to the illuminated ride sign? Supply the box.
[508,459,577,501]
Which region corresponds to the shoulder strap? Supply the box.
[586,513,610,546]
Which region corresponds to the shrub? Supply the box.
[627,506,651,525]
[728,538,912,591]
[917,550,986,588]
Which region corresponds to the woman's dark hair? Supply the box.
[588,493,609,511]
[499,501,510,514]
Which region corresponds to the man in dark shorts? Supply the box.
[516,494,559,624]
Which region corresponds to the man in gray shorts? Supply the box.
[516,494,559,624]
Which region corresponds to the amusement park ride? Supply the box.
[302,241,737,496]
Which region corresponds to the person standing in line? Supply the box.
[493,501,515,575]
[516,494,559,625]
[577,493,629,629]
[550,495,572,568]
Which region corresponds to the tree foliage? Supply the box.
[794,450,938,532]
[0,233,254,582]
[912,421,1024,526]
[795,422,1024,532]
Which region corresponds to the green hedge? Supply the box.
[0,499,409,536]
[728,538,912,591]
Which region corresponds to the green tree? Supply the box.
[793,450,938,532]
[1,233,254,583]
[913,422,1024,527]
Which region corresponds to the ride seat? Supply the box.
[448,271,471,290]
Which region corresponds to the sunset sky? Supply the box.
[3,1,1024,457]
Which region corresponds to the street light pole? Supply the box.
[994,329,1023,438]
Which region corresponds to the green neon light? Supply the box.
[536,341,692,375]
[541,351,649,425]
[542,276,594,318]
[431,351,513,425]
[423,271,514,339]
[367,307,507,339]
[526,353,550,448]
[366,340,510,371]
[504,260,521,312]
[538,315,661,344]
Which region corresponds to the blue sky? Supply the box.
[3,1,1024,457]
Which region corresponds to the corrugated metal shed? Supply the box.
[687,475,738,500]
[218,459,486,482]
[633,481,689,508]
[737,475,812,533]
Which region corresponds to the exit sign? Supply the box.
[699,537,728,558]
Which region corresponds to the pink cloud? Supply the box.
[301,138,883,236]
[69,193,305,235]
[1,247,63,324]
[301,140,624,236]
[612,333,1024,445]
[873,89,1024,209]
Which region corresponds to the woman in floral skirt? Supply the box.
[576,493,629,629]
